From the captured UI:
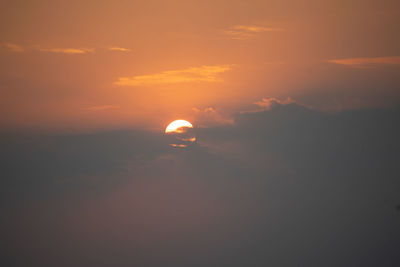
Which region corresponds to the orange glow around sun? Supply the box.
[165,120,193,133]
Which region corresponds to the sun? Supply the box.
[165,120,196,148]
[165,120,193,133]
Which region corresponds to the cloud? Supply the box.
[2,105,400,266]
[253,97,295,110]
[2,44,132,54]
[225,25,284,40]
[171,144,188,148]
[232,25,285,33]
[108,46,131,52]
[114,65,233,86]
[37,47,95,54]
[2,43,24,52]
[85,105,120,111]
[192,107,234,127]
[328,56,400,68]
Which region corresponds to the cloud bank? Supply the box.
[1,104,400,267]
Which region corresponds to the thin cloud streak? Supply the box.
[114,65,233,86]
[2,43,24,52]
[38,47,95,54]
[232,25,285,33]
[328,56,400,68]
[225,25,285,40]
[108,47,131,52]
[3,44,131,54]
[85,105,120,111]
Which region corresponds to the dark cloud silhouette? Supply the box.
[1,104,400,267]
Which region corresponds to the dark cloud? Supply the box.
[1,104,400,266]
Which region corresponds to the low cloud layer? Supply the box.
[1,104,400,267]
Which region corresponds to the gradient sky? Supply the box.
[1,1,400,267]
[1,0,400,130]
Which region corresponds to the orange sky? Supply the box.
[1,0,400,131]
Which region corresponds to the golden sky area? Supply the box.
[1,0,400,131]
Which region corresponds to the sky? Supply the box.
[1,0,400,130]
[1,0,400,266]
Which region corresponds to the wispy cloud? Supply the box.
[114,65,233,86]
[38,47,95,54]
[171,144,187,148]
[2,44,133,54]
[225,25,284,40]
[108,47,131,52]
[232,25,285,33]
[328,56,400,68]
[2,43,24,52]
[85,105,120,111]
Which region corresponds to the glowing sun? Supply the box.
[165,120,193,133]
[165,120,196,147]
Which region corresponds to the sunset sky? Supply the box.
[1,0,400,130]
[1,1,400,266]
